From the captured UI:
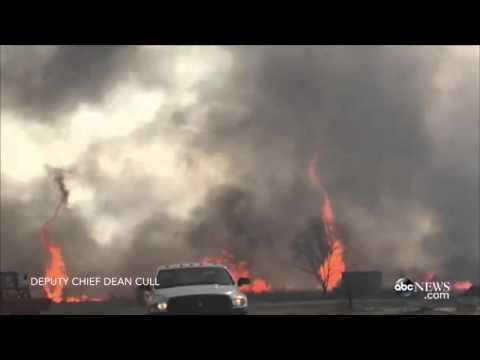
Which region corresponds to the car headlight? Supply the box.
[156,302,168,311]
[232,295,247,308]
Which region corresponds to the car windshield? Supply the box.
[155,267,235,289]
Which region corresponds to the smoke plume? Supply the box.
[1,46,478,291]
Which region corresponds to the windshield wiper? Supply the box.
[156,282,232,289]
[184,282,232,286]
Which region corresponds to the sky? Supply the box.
[1,45,478,292]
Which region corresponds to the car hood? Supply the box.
[152,284,240,299]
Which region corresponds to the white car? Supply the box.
[143,263,250,315]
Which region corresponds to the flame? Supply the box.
[318,239,345,291]
[42,226,103,303]
[307,153,346,292]
[453,281,473,292]
[201,251,272,294]
[423,273,472,293]
[42,235,68,303]
[65,295,104,303]
[250,278,272,293]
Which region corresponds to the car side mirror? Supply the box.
[238,277,251,287]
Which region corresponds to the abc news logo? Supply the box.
[394,278,415,297]
[394,277,451,300]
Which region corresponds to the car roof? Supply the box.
[155,263,229,272]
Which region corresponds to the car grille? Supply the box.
[168,295,232,314]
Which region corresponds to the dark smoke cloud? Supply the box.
[1,46,478,290]
[181,46,478,282]
[1,46,174,123]
[115,212,191,276]
[1,195,45,275]
[186,185,274,262]
[1,176,109,273]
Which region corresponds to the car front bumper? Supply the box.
[148,306,248,315]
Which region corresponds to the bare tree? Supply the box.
[292,218,332,292]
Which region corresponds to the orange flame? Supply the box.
[65,295,104,303]
[42,227,103,303]
[201,251,272,294]
[307,153,346,292]
[453,281,473,292]
[42,235,68,303]
[423,273,473,293]
[250,278,272,293]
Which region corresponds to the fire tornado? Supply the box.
[307,153,346,292]
[41,169,70,303]
[41,167,102,303]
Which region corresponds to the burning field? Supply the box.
[1,46,478,314]
[36,151,352,301]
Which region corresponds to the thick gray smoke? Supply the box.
[182,46,478,283]
[0,46,181,124]
[1,46,478,292]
